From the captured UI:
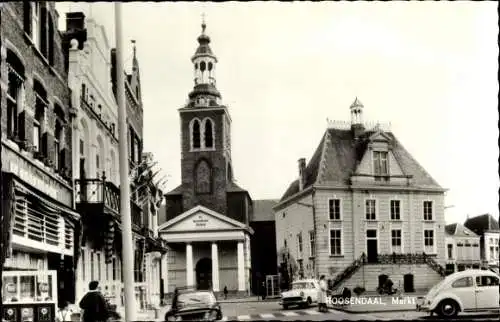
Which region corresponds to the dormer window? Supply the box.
[373,151,388,176]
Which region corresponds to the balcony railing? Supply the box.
[75,178,144,229]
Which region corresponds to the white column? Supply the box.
[211,243,220,292]
[161,253,168,295]
[186,243,194,287]
[237,241,245,291]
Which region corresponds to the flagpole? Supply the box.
[114,3,137,321]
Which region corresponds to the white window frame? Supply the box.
[309,231,315,257]
[364,198,377,221]
[189,117,202,151]
[372,150,389,176]
[202,117,216,150]
[31,2,41,50]
[390,199,402,221]
[423,229,436,254]
[328,198,342,221]
[390,229,403,253]
[328,228,343,256]
[423,200,434,221]
[32,120,41,152]
[365,228,380,256]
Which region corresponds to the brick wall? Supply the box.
[180,109,228,214]
[1,2,73,179]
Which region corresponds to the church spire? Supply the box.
[188,17,222,107]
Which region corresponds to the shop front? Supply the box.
[1,148,81,317]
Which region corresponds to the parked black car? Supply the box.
[165,287,223,321]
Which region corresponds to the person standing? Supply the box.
[260,281,266,300]
[79,281,109,322]
[318,275,328,312]
[223,286,228,300]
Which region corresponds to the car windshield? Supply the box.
[292,282,311,290]
[177,292,214,306]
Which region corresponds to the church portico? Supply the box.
[158,205,253,294]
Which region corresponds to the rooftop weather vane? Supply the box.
[201,12,206,33]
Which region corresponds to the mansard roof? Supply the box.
[445,223,478,238]
[279,128,443,203]
[464,214,500,234]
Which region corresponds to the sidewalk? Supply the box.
[329,293,425,313]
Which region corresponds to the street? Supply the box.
[214,301,500,321]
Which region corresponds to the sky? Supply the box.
[56,1,499,224]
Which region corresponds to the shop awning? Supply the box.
[7,172,80,222]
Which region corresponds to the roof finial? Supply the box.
[201,12,206,34]
[131,39,136,59]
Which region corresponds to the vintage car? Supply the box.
[416,269,499,318]
[280,279,320,309]
[164,288,223,321]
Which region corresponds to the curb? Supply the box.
[218,299,280,304]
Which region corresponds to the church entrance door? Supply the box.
[196,258,212,290]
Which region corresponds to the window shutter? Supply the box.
[59,148,66,172]
[18,111,34,149]
[40,7,48,57]
[41,132,49,159]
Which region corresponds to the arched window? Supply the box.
[204,119,213,148]
[195,159,211,194]
[208,62,213,71]
[192,119,201,149]
[200,61,206,72]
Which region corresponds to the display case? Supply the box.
[1,270,57,322]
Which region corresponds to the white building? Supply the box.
[62,8,166,313]
[444,223,481,274]
[464,214,500,273]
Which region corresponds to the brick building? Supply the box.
[274,98,447,293]
[61,6,166,313]
[1,1,80,316]
[158,21,254,297]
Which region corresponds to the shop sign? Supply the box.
[9,161,59,200]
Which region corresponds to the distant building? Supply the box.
[1,1,80,314]
[274,98,447,293]
[158,21,254,297]
[62,7,166,312]
[464,214,499,272]
[250,200,279,294]
[444,223,481,274]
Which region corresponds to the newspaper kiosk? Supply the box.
[2,270,58,322]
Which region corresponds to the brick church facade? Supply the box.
[158,21,254,296]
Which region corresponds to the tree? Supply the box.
[277,246,298,290]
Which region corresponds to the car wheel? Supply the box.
[283,304,289,310]
[437,299,459,318]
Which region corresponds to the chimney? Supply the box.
[65,12,86,32]
[298,158,306,191]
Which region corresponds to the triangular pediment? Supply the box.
[158,205,247,233]
[369,130,392,143]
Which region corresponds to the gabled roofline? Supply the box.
[158,204,253,234]
[274,186,313,212]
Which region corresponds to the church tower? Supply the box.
[178,20,235,216]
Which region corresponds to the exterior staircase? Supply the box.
[330,252,446,291]
[330,253,366,291]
